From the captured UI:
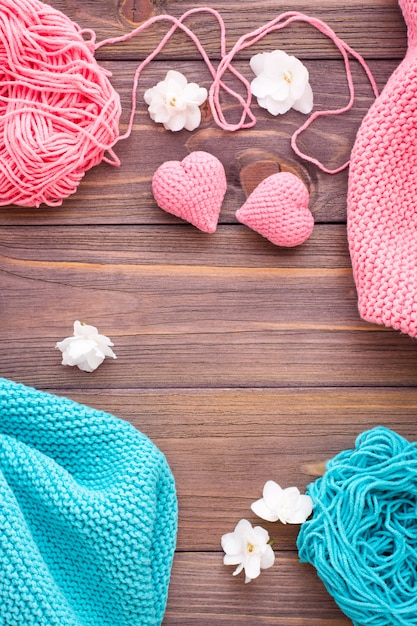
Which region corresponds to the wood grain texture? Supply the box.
[49,0,406,60]
[0,60,397,224]
[164,552,351,624]
[37,387,417,552]
[2,225,417,391]
[1,1,415,624]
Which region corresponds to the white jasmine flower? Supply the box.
[56,320,116,373]
[251,480,313,524]
[221,518,275,583]
[144,70,208,131]
[250,50,313,115]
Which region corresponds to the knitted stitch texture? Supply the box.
[347,0,417,337]
[152,151,227,233]
[0,378,177,626]
[235,171,313,247]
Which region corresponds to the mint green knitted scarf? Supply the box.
[0,378,177,625]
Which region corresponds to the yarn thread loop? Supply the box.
[0,0,378,207]
[0,0,121,207]
[297,426,417,626]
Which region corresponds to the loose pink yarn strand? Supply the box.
[0,1,380,208]
[97,7,379,173]
[96,8,254,141]
[209,11,379,173]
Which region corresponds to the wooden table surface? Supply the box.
[1,0,415,624]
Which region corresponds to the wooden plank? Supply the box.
[4,328,417,389]
[0,59,398,223]
[31,387,417,551]
[48,0,406,61]
[0,223,359,267]
[2,224,417,389]
[2,2,413,625]
[164,552,351,624]
[49,387,417,442]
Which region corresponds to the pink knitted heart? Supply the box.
[152,151,227,233]
[235,172,313,247]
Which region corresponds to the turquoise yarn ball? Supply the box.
[297,426,417,625]
[0,378,177,625]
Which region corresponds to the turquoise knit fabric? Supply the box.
[0,378,177,626]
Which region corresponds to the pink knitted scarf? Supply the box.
[347,0,417,338]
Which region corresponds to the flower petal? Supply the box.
[253,525,271,544]
[82,356,103,372]
[249,52,266,76]
[282,486,301,503]
[183,106,202,131]
[146,70,206,131]
[244,555,261,581]
[143,86,155,105]
[289,63,309,101]
[292,82,314,114]
[235,518,252,533]
[73,360,95,373]
[249,49,313,116]
[264,50,289,77]
[221,531,243,555]
[164,112,187,132]
[260,544,275,570]
[97,344,116,359]
[183,83,208,105]
[269,81,291,102]
[66,338,97,360]
[286,494,314,523]
[73,320,99,337]
[251,497,278,522]
[251,75,279,99]
[224,553,244,566]
[233,563,245,577]
[261,95,292,116]
[56,323,116,372]
[149,105,171,124]
[147,91,165,106]
[165,69,188,88]
[263,480,283,507]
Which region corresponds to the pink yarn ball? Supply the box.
[0,0,122,207]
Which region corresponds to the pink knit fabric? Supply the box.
[236,172,313,247]
[347,0,417,337]
[152,152,227,233]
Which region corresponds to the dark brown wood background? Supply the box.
[1,0,415,623]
